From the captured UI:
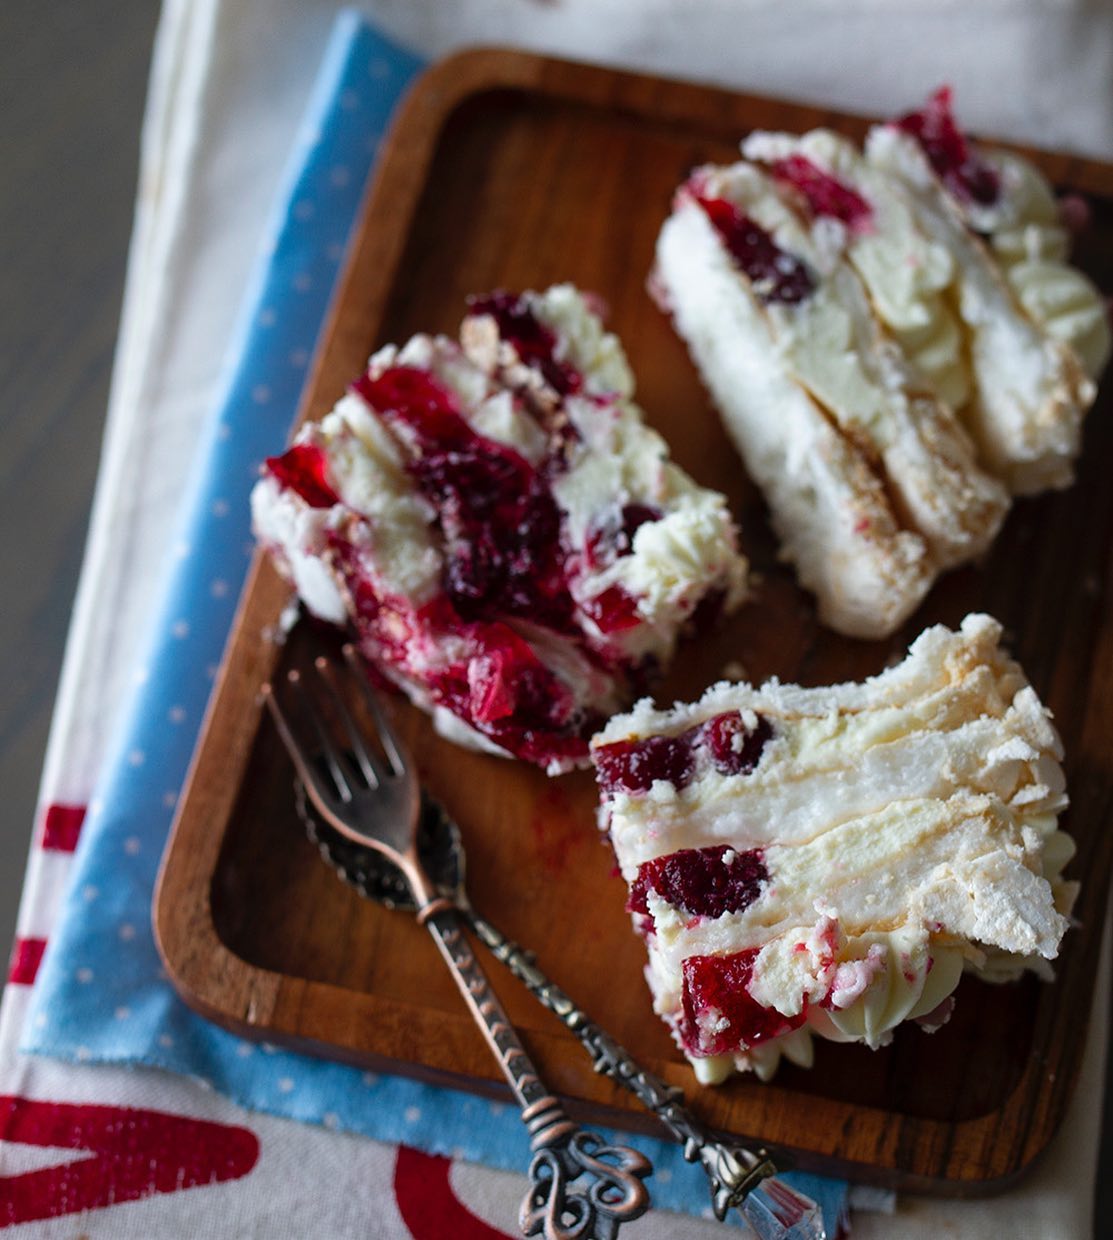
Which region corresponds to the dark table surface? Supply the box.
[0,4,1109,1233]
[0,1,161,951]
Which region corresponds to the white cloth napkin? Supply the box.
[4,0,1110,1235]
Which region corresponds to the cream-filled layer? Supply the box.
[745,125,1106,492]
[644,794,1067,968]
[694,161,1008,568]
[926,146,1110,380]
[867,127,1094,494]
[743,128,972,408]
[655,196,930,639]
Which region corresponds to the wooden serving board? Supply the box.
[154,49,1113,1194]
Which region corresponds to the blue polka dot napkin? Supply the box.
[22,10,846,1230]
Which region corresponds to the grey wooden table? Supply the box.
[1,4,1110,1234]
[0,2,161,952]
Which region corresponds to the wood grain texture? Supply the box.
[154,48,1113,1193]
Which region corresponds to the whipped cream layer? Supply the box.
[887,88,1110,383]
[741,127,973,408]
[253,285,747,773]
[744,94,1106,490]
[688,161,1009,573]
[654,192,931,639]
[865,125,1095,494]
[657,91,1106,636]
[592,614,1074,1082]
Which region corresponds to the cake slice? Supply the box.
[653,163,1006,637]
[658,93,1106,636]
[741,126,974,411]
[252,285,748,773]
[591,614,1074,1082]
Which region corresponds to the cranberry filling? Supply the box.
[467,291,582,397]
[595,710,773,796]
[704,712,774,777]
[628,845,768,920]
[317,369,611,766]
[896,86,1000,207]
[581,503,663,636]
[425,624,594,769]
[582,585,643,634]
[679,949,807,1056]
[333,545,592,767]
[585,502,663,567]
[266,442,340,508]
[427,617,580,740]
[770,155,873,231]
[694,193,814,305]
[329,537,418,669]
[354,366,575,634]
[594,733,697,794]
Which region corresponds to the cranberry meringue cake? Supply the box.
[252,285,748,773]
[655,89,1107,637]
[592,614,1074,1082]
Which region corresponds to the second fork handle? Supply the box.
[467,909,779,1222]
[419,903,651,1240]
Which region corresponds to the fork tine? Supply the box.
[286,668,354,802]
[313,656,387,789]
[342,643,410,777]
[262,680,352,818]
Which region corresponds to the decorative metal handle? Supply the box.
[468,912,824,1236]
[420,905,651,1239]
[298,791,820,1237]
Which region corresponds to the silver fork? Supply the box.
[263,647,652,1240]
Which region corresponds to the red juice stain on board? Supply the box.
[528,784,586,877]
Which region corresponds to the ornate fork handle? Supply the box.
[468,911,777,1221]
[421,905,651,1239]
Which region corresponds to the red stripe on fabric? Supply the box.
[394,1146,513,1240]
[0,1097,260,1227]
[6,939,46,986]
[40,805,86,853]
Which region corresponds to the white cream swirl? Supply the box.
[1004,258,1111,378]
[927,148,1109,381]
[531,283,635,398]
[973,150,1069,263]
[893,300,970,410]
